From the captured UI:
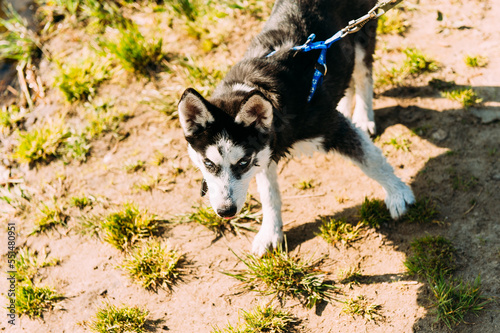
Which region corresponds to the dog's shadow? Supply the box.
[284,97,500,331]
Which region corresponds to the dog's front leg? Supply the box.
[252,160,283,256]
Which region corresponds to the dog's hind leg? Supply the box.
[330,117,415,219]
[351,43,376,136]
[252,161,283,256]
[337,77,355,119]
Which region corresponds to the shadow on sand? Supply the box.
[285,90,500,332]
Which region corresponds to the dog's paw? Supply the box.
[356,120,377,137]
[385,184,416,219]
[252,228,283,257]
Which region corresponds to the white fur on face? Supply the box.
[188,135,271,216]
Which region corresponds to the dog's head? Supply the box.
[178,88,273,218]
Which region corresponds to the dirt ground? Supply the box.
[1,0,500,332]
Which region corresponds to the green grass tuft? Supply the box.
[87,303,149,333]
[31,201,68,235]
[0,3,40,64]
[121,241,185,291]
[101,203,162,251]
[375,65,402,88]
[183,197,261,237]
[0,104,26,130]
[404,235,456,280]
[141,90,179,120]
[14,283,64,318]
[431,275,490,329]
[317,217,363,246]
[168,0,199,21]
[84,100,129,139]
[11,104,122,165]
[429,79,483,109]
[441,87,482,109]
[377,8,408,35]
[376,47,439,88]
[294,179,315,190]
[448,169,478,191]
[100,22,164,75]
[464,55,488,68]
[180,56,228,96]
[384,136,411,152]
[14,247,60,283]
[342,295,383,322]
[13,121,70,164]
[150,150,166,166]
[404,235,490,328]
[224,245,336,309]
[124,160,146,173]
[55,55,112,102]
[359,197,392,228]
[70,195,94,209]
[186,205,228,233]
[403,197,439,224]
[80,0,128,32]
[37,0,128,32]
[212,305,299,333]
[61,134,91,162]
[403,48,439,75]
[338,265,364,286]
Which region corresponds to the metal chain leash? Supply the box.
[341,0,404,37]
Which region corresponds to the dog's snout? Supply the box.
[217,205,237,218]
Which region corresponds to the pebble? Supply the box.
[431,129,448,141]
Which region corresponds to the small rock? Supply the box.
[0,166,10,182]
[471,109,500,124]
[492,173,500,181]
[103,152,114,164]
[432,129,448,141]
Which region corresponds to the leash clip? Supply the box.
[304,33,316,45]
[341,12,375,37]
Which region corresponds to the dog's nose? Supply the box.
[217,205,237,218]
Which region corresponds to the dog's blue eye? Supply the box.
[238,158,250,167]
[204,159,215,169]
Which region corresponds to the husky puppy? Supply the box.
[178,0,415,256]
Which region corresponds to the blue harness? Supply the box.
[265,0,403,103]
[267,31,343,102]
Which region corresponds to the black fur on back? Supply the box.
[205,0,378,162]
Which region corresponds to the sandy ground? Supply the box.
[1,0,500,332]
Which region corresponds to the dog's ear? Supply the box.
[235,91,273,132]
[178,88,214,137]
